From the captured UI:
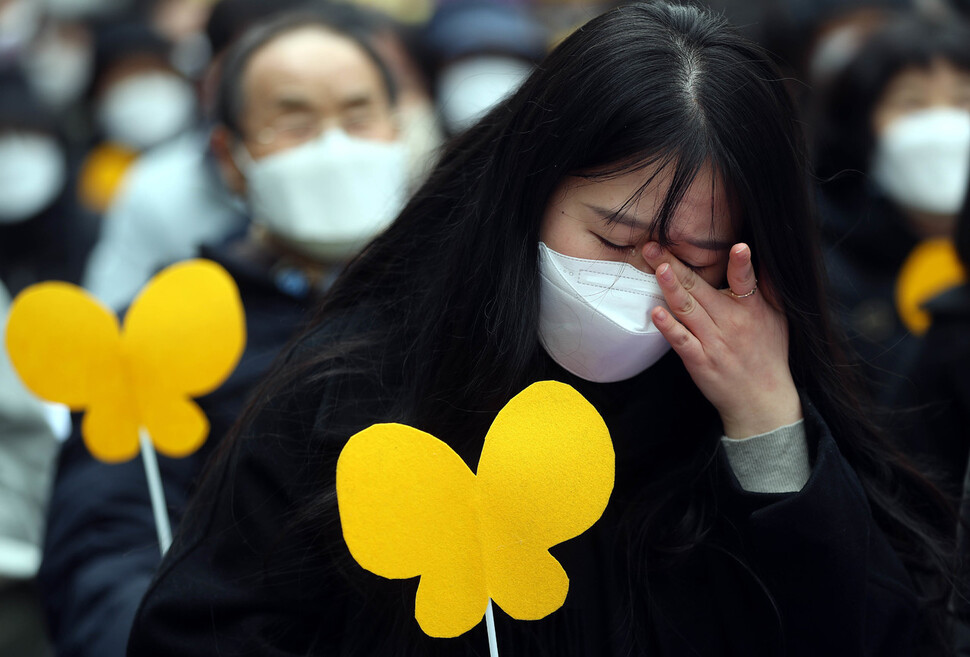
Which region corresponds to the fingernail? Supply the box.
[645,242,661,258]
[654,308,668,322]
[733,244,748,258]
[658,263,672,281]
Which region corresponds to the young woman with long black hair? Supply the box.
[128,3,954,655]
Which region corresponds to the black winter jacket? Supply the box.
[127,313,922,657]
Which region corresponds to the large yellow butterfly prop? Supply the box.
[5,259,246,463]
[337,380,615,639]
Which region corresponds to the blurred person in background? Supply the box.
[813,14,970,401]
[882,168,970,654]
[0,279,59,657]
[0,71,99,295]
[206,7,406,282]
[77,21,198,213]
[143,0,218,79]
[1,0,114,148]
[20,15,96,142]
[0,0,46,61]
[802,7,896,101]
[358,3,442,185]
[425,0,547,135]
[38,8,411,656]
[890,169,970,496]
[646,0,908,103]
[82,0,441,311]
[79,0,301,311]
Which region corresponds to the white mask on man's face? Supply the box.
[870,107,970,216]
[97,72,196,150]
[0,133,66,223]
[537,243,672,383]
[237,129,408,261]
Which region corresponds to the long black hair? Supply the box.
[219,1,953,651]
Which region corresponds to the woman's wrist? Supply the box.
[719,385,803,440]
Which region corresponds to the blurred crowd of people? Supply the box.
[3,0,970,654]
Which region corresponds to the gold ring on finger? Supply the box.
[728,280,758,299]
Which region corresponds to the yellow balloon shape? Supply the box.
[336,380,615,638]
[5,259,246,463]
[896,238,967,335]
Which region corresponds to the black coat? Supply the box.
[817,186,920,402]
[37,244,315,657]
[895,284,970,656]
[891,284,970,498]
[126,316,921,657]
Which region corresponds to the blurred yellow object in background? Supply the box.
[896,238,967,335]
[78,142,138,214]
[341,0,431,24]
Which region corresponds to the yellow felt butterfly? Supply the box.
[5,259,246,463]
[896,238,967,335]
[336,380,615,638]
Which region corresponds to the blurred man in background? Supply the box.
[39,7,415,656]
[80,0,442,311]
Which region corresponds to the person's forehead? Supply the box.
[243,27,384,107]
[586,164,735,239]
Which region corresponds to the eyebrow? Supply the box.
[271,92,376,116]
[584,203,733,251]
[274,95,314,112]
[339,92,376,111]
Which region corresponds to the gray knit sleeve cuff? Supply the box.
[720,419,809,493]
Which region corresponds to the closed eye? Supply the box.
[595,235,708,272]
[594,234,630,253]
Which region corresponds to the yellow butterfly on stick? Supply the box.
[5,259,246,464]
[337,380,615,644]
[6,259,245,553]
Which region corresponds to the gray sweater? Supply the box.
[721,419,809,493]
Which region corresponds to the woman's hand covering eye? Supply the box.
[641,242,803,439]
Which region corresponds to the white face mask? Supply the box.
[23,30,94,111]
[97,72,196,150]
[436,55,532,133]
[870,107,970,216]
[238,129,408,260]
[537,243,672,383]
[0,133,66,223]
